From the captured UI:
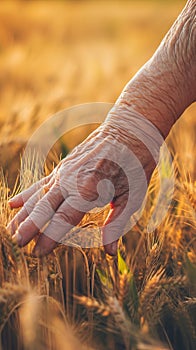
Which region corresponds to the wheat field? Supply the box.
[0,1,195,349]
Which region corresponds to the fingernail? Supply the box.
[8,197,19,209]
[8,199,14,208]
[32,248,39,258]
[110,241,118,255]
[32,246,43,258]
[12,231,22,244]
[8,196,17,203]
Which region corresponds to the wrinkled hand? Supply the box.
[8,0,194,257]
[7,106,162,257]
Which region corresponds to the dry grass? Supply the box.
[0,1,195,349]
[0,152,195,349]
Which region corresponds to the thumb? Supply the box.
[102,198,128,256]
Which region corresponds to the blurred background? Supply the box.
[0,0,195,187]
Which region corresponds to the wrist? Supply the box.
[106,105,163,156]
[114,59,179,139]
[104,105,163,182]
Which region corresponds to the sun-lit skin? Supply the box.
[117,0,196,137]
[7,0,196,257]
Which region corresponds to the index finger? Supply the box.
[8,173,53,208]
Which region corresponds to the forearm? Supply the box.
[115,0,196,138]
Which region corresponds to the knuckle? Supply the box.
[77,175,99,202]
[56,209,81,226]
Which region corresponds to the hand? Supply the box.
[7,0,195,257]
[7,107,162,257]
